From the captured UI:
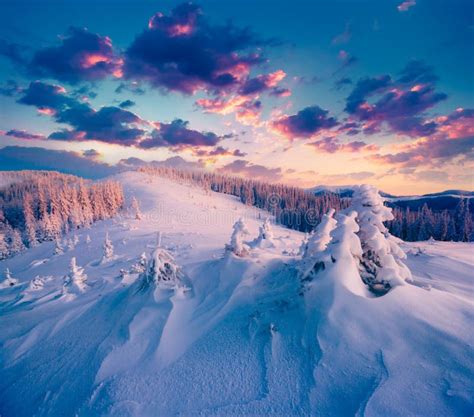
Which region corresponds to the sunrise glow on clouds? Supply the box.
[0,0,472,194]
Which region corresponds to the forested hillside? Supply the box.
[0,171,124,259]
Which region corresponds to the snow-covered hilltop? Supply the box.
[0,171,473,417]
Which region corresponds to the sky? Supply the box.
[0,0,473,194]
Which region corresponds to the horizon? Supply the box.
[0,0,473,194]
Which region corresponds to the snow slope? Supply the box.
[0,171,473,417]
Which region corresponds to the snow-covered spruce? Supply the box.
[54,237,64,255]
[63,257,88,293]
[141,247,183,288]
[299,209,337,280]
[101,232,115,263]
[351,184,412,294]
[303,208,337,259]
[130,252,147,274]
[131,197,142,220]
[0,268,19,288]
[252,218,276,249]
[321,211,369,296]
[225,218,251,257]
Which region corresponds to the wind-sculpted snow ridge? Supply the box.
[0,171,473,417]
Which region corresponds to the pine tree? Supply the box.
[303,208,337,258]
[142,247,182,287]
[23,192,38,248]
[226,218,250,257]
[131,252,147,273]
[252,218,276,248]
[86,234,91,244]
[0,232,8,260]
[101,232,114,263]
[54,236,64,255]
[351,185,412,293]
[9,229,25,255]
[64,257,88,292]
[131,197,142,220]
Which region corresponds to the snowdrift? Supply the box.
[0,171,473,417]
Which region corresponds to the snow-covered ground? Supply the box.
[0,171,473,417]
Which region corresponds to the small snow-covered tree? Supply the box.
[303,208,337,259]
[64,257,88,292]
[0,268,19,288]
[131,197,142,220]
[67,238,75,251]
[101,232,114,263]
[351,185,412,293]
[142,247,182,287]
[9,229,25,255]
[54,237,64,255]
[86,234,91,244]
[0,232,8,260]
[225,218,250,257]
[23,192,38,248]
[131,252,147,273]
[252,218,276,248]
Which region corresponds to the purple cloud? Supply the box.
[345,61,447,137]
[123,3,266,94]
[307,136,377,153]
[271,105,338,139]
[139,119,221,149]
[3,129,46,140]
[31,27,122,84]
[217,159,283,181]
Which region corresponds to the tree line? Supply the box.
[386,200,473,242]
[0,171,124,259]
[138,166,350,232]
[139,166,473,242]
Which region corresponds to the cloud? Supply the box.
[307,137,378,153]
[0,146,117,178]
[371,135,474,168]
[123,3,267,94]
[115,81,146,96]
[192,146,247,157]
[331,23,352,45]
[196,96,263,126]
[3,129,46,140]
[119,99,135,109]
[0,79,21,97]
[271,105,338,139]
[334,77,352,90]
[30,27,122,84]
[82,148,102,159]
[217,159,283,181]
[238,70,287,96]
[398,1,416,12]
[344,61,447,137]
[0,38,28,65]
[138,119,221,149]
[117,155,205,171]
[322,171,376,182]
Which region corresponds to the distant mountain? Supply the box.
[307,185,473,212]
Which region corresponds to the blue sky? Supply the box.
[0,0,473,193]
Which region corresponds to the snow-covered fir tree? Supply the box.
[64,257,88,293]
[351,185,412,293]
[0,267,19,288]
[303,208,337,259]
[9,229,25,255]
[225,218,250,257]
[86,234,91,244]
[54,236,64,255]
[252,218,276,248]
[23,192,38,248]
[73,235,79,246]
[142,247,182,287]
[131,197,142,220]
[0,232,8,260]
[101,232,115,263]
[131,252,147,273]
